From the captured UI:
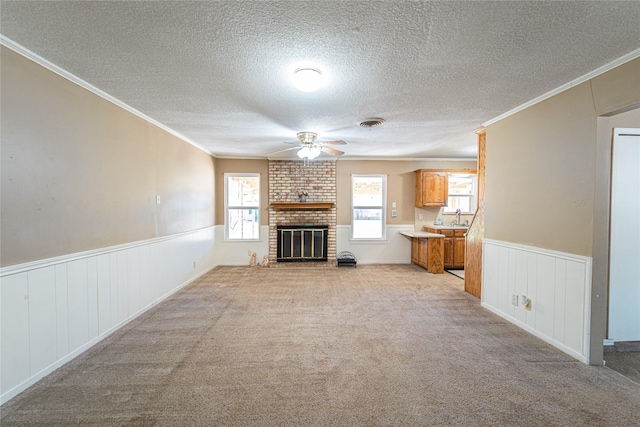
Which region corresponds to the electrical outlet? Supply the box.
[511,294,518,306]
[418,213,424,220]
[193,261,196,269]
[248,250,252,256]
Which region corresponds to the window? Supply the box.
[352,174,386,239]
[443,173,477,213]
[225,173,260,240]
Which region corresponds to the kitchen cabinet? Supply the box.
[415,170,448,207]
[409,237,444,274]
[411,238,419,264]
[424,227,466,269]
[453,230,466,268]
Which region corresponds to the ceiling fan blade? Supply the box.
[283,141,301,145]
[320,146,344,156]
[321,140,347,145]
[266,146,299,156]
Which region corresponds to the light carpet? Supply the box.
[2,265,639,426]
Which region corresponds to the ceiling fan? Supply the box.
[269,132,346,159]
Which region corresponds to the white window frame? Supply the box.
[351,174,387,240]
[224,173,260,241]
[443,173,478,214]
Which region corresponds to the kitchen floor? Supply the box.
[446,269,465,279]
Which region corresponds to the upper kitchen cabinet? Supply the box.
[415,170,448,207]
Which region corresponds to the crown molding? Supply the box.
[483,47,640,127]
[337,157,477,162]
[0,34,213,156]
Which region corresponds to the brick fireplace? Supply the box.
[268,160,337,264]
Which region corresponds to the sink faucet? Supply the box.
[455,209,461,226]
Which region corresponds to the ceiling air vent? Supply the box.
[359,118,385,128]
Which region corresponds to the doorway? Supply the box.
[608,128,640,342]
[591,108,639,366]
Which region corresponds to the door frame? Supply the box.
[591,107,640,364]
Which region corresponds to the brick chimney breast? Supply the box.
[268,160,337,264]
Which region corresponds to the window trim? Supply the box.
[351,174,387,240]
[443,173,478,214]
[224,173,261,241]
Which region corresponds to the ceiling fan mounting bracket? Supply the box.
[297,132,318,144]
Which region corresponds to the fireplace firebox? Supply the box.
[276,225,328,262]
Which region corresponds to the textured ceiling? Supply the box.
[1,1,639,160]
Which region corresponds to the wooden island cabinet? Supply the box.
[410,237,444,274]
[402,231,445,274]
[424,227,467,269]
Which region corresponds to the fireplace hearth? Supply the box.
[276,225,328,262]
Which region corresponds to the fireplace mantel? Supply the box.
[271,202,334,211]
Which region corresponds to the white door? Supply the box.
[608,128,640,341]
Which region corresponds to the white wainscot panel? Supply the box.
[213,225,269,266]
[67,258,90,353]
[0,273,30,395]
[0,226,216,404]
[336,225,413,264]
[96,254,112,335]
[481,239,592,363]
[27,266,58,375]
[54,264,69,359]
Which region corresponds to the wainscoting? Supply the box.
[336,225,413,265]
[212,225,270,266]
[212,225,411,266]
[0,227,216,404]
[482,238,592,363]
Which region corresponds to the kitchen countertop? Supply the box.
[399,231,445,239]
[424,225,470,230]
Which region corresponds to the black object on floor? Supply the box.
[337,251,357,267]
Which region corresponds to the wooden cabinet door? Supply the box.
[443,237,453,268]
[422,172,448,206]
[418,239,429,268]
[411,238,419,264]
[453,236,466,268]
[415,171,448,207]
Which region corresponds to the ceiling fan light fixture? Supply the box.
[297,146,310,158]
[308,146,321,159]
[292,68,323,92]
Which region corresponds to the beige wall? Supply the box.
[336,160,477,226]
[0,46,215,267]
[212,158,477,228]
[485,58,640,257]
[214,158,269,225]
